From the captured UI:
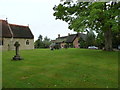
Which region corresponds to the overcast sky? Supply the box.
[0,0,76,40]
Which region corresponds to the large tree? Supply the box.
[53,1,119,51]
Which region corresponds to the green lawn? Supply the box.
[2,48,118,88]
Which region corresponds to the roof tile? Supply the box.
[1,20,34,39]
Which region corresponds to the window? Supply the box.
[0,39,3,45]
[26,40,29,45]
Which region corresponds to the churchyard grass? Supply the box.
[2,48,118,88]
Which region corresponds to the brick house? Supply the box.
[53,33,86,48]
[0,19,34,50]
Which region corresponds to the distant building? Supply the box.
[0,19,34,50]
[52,33,86,48]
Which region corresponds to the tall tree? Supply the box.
[34,34,44,48]
[38,35,43,41]
[53,1,119,51]
[34,35,52,48]
[43,36,51,48]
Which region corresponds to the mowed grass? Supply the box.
[2,48,118,88]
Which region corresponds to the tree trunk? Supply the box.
[104,29,113,51]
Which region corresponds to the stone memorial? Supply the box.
[12,41,23,60]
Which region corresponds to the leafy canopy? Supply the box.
[53,1,119,33]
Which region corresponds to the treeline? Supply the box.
[79,30,120,49]
[34,31,120,49]
[34,35,51,48]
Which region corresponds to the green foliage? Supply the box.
[112,32,120,48]
[79,30,96,48]
[34,35,51,48]
[34,39,44,48]
[53,2,119,32]
[38,35,43,41]
[43,36,51,48]
[79,38,87,48]
[86,30,96,46]
[53,1,120,50]
[95,32,104,49]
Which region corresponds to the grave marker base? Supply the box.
[12,55,23,60]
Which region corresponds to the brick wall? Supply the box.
[73,37,80,48]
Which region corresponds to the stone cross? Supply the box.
[12,41,23,60]
[14,41,20,55]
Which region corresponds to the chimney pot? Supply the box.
[58,34,60,38]
[6,18,8,21]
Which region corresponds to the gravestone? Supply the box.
[12,41,23,60]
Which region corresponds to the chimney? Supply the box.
[58,34,60,38]
[68,33,70,36]
[6,18,8,21]
[6,18,8,24]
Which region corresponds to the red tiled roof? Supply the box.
[0,20,12,38]
[0,20,34,39]
[9,23,28,28]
